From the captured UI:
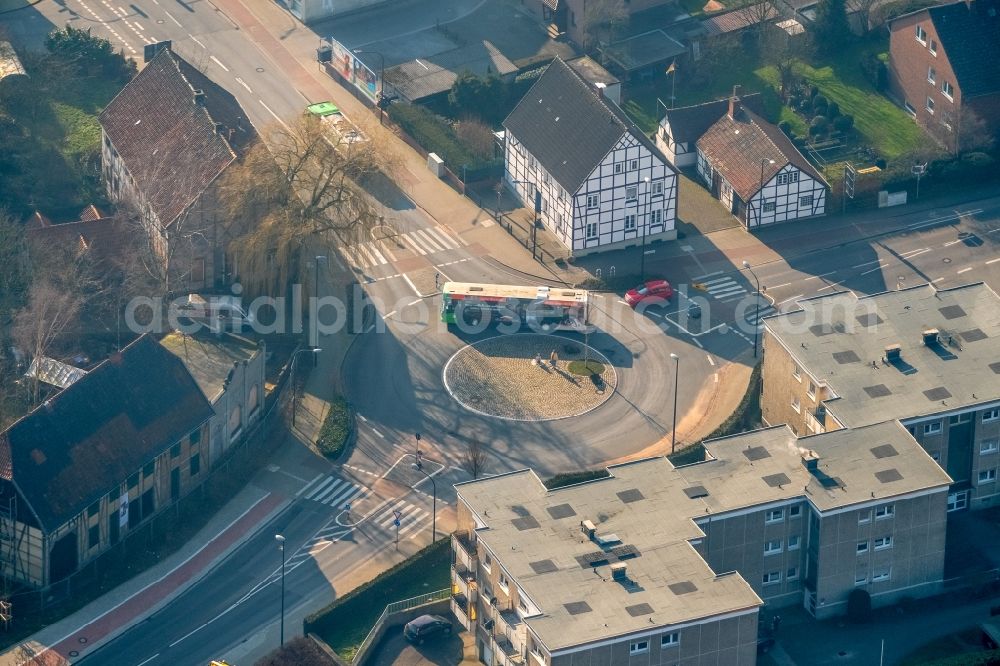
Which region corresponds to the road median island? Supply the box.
[305,539,451,662]
[317,397,352,459]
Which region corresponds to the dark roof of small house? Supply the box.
[701,4,780,35]
[661,93,764,144]
[99,47,256,228]
[0,335,214,532]
[926,0,1000,97]
[696,102,827,201]
[26,207,126,267]
[503,58,673,192]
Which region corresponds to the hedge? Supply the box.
[543,469,611,489]
[387,103,475,169]
[317,397,350,459]
[908,651,1000,666]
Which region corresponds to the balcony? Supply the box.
[493,634,525,666]
[453,531,478,571]
[452,562,477,601]
[452,593,473,631]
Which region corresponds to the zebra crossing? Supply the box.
[343,226,462,270]
[694,273,776,330]
[303,475,369,509]
[372,498,429,540]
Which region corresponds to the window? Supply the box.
[926,97,935,114]
[776,172,799,185]
[624,214,637,231]
[872,567,891,582]
[984,409,1000,423]
[979,469,997,484]
[924,422,942,435]
[950,413,971,425]
[652,180,664,196]
[661,633,679,648]
[128,473,139,490]
[587,193,600,209]
[857,541,869,554]
[629,640,649,655]
[498,571,510,591]
[787,567,799,580]
[190,453,201,476]
[792,364,801,380]
[791,396,801,413]
[763,201,776,213]
[807,381,816,399]
[904,101,917,117]
[927,66,936,84]
[855,574,868,586]
[875,504,894,520]
[915,24,927,43]
[614,163,624,174]
[763,571,781,585]
[484,552,492,571]
[143,461,155,478]
[874,536,893,551]
[586,222,598,240]
[650,209,663,228]
[789,505,802,518]
[929,39,937,55]
[765,539,783,555]
[89,524,100,550]
[229,404,243,440]
[942,80,954,100]
[859,510,872,524]
[628,159,638,171]
[788,535,801,550]
[981,439,1000,454]
[800,195,814,208]
[170,443,181,458]
[190,428,201,445]
[765,509,784,524]
[88,500,100,518]
[625,186,637,202]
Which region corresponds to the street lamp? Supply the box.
[352,49,386,125]
[313,256,326,365]
[743,260,761,358]
[640,176,651,282]
[291,347,322,426]
[275,534,286,647]
[412,460,437,542]
[757,159,775,226]
[670,353,680,454]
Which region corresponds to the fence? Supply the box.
[352,589,451,665]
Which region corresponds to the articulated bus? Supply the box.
[440,282,591,332]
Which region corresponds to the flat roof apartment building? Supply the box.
[451,420,949,666]
[761,282,1000,513]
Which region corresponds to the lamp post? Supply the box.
[313,256,326,365]
[757,159,775,226]
[670,353,680,454]
[743,260,761,358]
[352,49,386,125]
[291,347,322,426]
[640,176,650,282]
[412,460,436,542]
[275,534,286,647]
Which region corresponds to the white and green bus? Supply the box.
[440,282,591,332]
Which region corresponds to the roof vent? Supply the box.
[610,562,628,581]
[922,328,940,346]
[581,519,596,540]
[885,344,901,362]
[193,89,206,106]
[802,451,819,473]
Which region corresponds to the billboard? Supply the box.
[326,36,378,103]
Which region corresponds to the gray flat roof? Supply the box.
[763,282,1000,427]
[456,421,947,651]
[159,332,258,402]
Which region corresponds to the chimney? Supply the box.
[214,122,224,135]
[581,519,596,540]
[922,328,940,346]
[802,451,819,473]
[611,562,628,581]
[885,344,902,362]
[728,85,742,119]
[193,89,206,106]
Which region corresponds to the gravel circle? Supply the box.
[443,334,618,421]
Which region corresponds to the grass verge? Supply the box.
[568,360,606,376]
[305,539,451,662]
[317,397,350,459]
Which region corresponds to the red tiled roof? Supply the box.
[26,215,127,268]
[702,3,780,35]
[696,102,827,201]
[661,93,763,144]
[99,48,255,228]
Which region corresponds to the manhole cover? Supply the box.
[443,334,617,422]
[943,257,952,263]
[256,67,265,72]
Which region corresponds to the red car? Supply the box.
[625,279,673,307]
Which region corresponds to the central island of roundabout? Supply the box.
[442,333,618,421]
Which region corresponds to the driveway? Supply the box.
[366,616,475,666]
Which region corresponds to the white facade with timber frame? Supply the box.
[503,58,678,257]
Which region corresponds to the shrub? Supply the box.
[847,589,872,623]
[778,120,792,134]
[809,115,829,136]
[809,85,820,99]
[544,469,611,489]
[317,397,350,459]
[388,103,475,168]
[799,97,813,113]
[827,101,841,119]
[833,114,855,132]
[813,94,829,110]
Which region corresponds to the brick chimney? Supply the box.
[728,85,742,119]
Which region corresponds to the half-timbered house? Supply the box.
[502,58,678,256]
[695,96,829,228]
[656,93,763,168]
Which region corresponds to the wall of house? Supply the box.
[760,330,839,435]
[207,344,266,466]
[505,137,576,250]
[745,165,826,227]
[810,491,946,619]
[570,135,678,255]
[0,493,45,588]
[888,13,962,152]
[655,122,696,168]
[548,611,758,666]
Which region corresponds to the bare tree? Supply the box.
[462,439,489,480]
[455,118,496,161]
[581,0,629,50]
[957,107,996,154]
[743,0,779,42]
[218,115,398,294]
[13,281,85,403]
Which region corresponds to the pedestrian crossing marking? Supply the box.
[343,227,461,269]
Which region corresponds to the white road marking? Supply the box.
[706,355,715,366]
[295,473,323,497]
[860,264,886,276]
[692,271,723,281]
[382,309,397,320]
[358,414,368,422]
[210,55,230,71]
[778,294,804,307]
[415,229,445,252]
[259,100,288,129]
[164,10,182,26]
[987,257,1000,265]
[943,239,963,247]
[188,33,206,48]
[852,259,885,269]
[957,267,973,274]
[713,373,719,383]
[900,247,930,258]
[768,282,791,290]
[235,77,252,93]
[415,59,429,70]
[817,283,842,292]
[931,277,945,283]
[371,428,385,438]
[401,272,420,297]
[804,271,838,281]
[406,298,423,307]
[136,655,159,666]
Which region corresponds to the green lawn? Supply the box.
[899,628,999,665]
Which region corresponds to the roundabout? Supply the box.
[442,334,617,422]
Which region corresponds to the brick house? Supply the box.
[0,335,214,589]
[887,0,1000,153]
[99,47,257,291]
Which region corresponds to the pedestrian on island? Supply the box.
[549,349,559,369]
[533,353,542,367]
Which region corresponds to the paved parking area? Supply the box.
[366,616,475,666]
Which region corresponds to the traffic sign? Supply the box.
[344,502,351,512]
[393,509,403,520]
[393,519,401,527]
